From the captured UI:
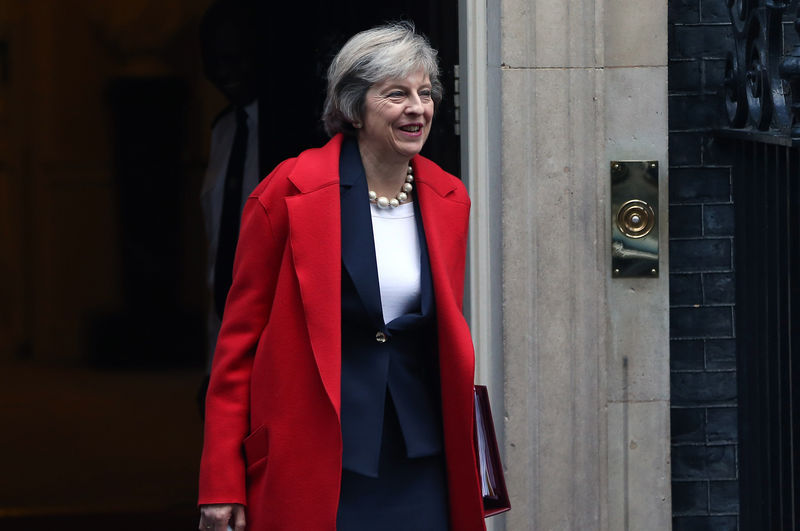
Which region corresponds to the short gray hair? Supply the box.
[322,22,443,137]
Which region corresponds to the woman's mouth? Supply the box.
[399,124,423,134]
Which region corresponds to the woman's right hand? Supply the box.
[199,503,246,531]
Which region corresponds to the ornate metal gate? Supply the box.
[722,1,800,528]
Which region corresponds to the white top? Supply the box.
[370,202,422,324]
[200,100,260,367]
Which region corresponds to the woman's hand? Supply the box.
[199,503,246,531]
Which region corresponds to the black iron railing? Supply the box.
[722,2,800,529]
[724,0,800,138]
[730,140,800,530]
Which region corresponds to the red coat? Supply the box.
[199,134,485,530]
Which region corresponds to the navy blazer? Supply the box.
[339,138,443,477]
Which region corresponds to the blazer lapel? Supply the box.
[415,197,434,319]
[285,137,344,416]
[339,139,385,330]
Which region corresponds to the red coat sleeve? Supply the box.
[198,187,284,506]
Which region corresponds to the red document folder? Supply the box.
[473,385,511,517]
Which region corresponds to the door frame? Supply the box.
[458,7,505,531]
[459,0,503,393]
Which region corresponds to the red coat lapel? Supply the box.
[285,136,344,417]
[414,157,474,424]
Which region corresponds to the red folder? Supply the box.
[473,385,511,517]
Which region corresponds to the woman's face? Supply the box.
[358,69,434,164]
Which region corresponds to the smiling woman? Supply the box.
[359,71,435,185]
[198,22,486,531]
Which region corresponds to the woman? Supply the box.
[199,22,485,531]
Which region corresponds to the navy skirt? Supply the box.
[337,396,450,531]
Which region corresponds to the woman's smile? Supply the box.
[398,123,424,135]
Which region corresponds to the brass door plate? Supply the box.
[611,161,659,278]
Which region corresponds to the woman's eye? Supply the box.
[387,91,405,98]
[420,90,432,100]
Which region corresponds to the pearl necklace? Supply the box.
[368,165,414,208]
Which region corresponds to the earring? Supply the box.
[353,121,362,129]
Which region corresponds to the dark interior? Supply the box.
[0,1,458,529]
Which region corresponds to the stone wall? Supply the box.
[497,0,671,528]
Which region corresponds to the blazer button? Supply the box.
[375,331,387,343]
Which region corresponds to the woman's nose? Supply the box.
[405,94,424,114]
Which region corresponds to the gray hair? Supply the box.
[322,22,443,137]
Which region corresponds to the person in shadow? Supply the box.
[197,0,262,414]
